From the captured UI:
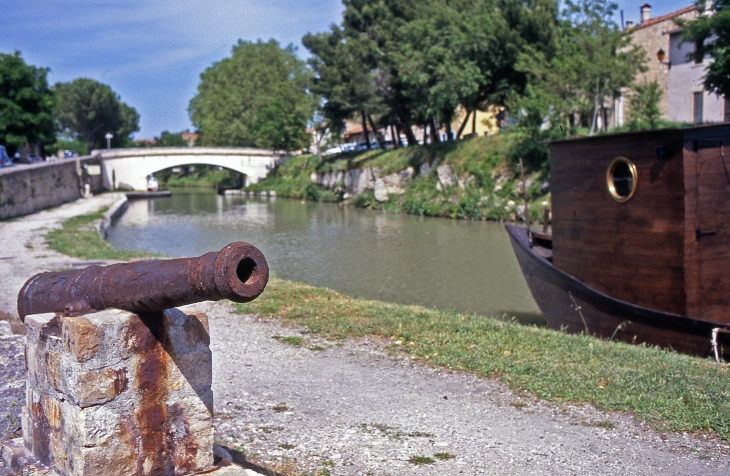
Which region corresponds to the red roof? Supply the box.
[631,5,696,31]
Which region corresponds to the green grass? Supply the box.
[272,335,304,347]
[45,208,156,261]
[408,455,435,466]
[433,452,455,461]
[238,277,730,441]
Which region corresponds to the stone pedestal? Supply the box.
[3,308,215,476]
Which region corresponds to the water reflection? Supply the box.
[108,190,543,324]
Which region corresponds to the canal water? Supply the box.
[107,190,543,325]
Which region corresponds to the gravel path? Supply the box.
[0,194,729,475]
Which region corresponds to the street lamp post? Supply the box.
[105,133,113,150]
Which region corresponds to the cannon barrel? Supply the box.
[17,242,269,320]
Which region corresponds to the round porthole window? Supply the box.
[606,157,637,202]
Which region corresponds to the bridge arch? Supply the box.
[95,147,281,190]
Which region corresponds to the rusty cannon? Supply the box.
[17,242,269,320]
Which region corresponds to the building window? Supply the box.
[695,39,704,65]
[725,98,730,123]
[694,92,704,124]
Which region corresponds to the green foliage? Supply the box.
[189,40,315,151]
[155,165,237,188]
[154,131,188,147]
[319,190,340,203]
[680,1,730,99]
[304,182,323,201]
[626,81,663,130]
[238,277,730,442]
[54,78,139,152]
[252,133,550,221]
[54,136,88,156]
[408,455,434,466]
[0,52,56,155]
[304,0,560,145]
[514,0,646,136]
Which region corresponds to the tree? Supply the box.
[304,0,560,146]
[680,0,730,99]
[303,25,385,149]
[626,81,662,130]
[514,0,645,135]
[155,131,188,147]
[0,52,56,154]
[55,78,140,151]
[189,40,315,151]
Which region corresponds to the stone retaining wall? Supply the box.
[311,166,419,202]
[0,157,104,220]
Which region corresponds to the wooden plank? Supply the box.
[553,230,684,251]
[684,141,701,318]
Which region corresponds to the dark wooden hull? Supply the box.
[126,191,171,199]
[506,224,729,357]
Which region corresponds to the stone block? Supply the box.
[62,316,102,362]
[20,308,214,475]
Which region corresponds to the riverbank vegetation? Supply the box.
[237,277,730,442]
[45,208,152,260]
[154,165,240,189]
[247,132,551,222]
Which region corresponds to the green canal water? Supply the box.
[107,190,543,325]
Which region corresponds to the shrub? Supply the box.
[304,182,322,201]
[320,190,339,203]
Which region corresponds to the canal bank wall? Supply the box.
[0,156,105,220]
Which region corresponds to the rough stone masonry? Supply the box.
[3,308,214,476]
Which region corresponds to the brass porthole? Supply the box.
[606,156,637,203]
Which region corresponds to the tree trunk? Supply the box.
[402,122,417,146]
[456,108,472,139]
[445,118,452,141]
[390,124,399,147]
[590,77,599,136]
[422,124,428,144]
[367,113,384,149]
[315,128,323,162]
[472,108,477,135]
[430,116,440,143]
[361,111,371,149]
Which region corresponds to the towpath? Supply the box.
[0,194,728,475]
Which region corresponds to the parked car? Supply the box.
[355,141,380,151]
[340,142,358,152]
[323,146,341,156]
[63,150,78,159]
[0,146,13,167]
[17,153,42,163]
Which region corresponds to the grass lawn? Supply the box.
[237,277,730,441]
[45,207,154,261]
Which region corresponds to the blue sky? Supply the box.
[0,0,697,139]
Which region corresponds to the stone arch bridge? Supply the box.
[95,147,282,191]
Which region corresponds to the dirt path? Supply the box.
[1,195,728,475]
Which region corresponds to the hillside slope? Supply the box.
[247,133,550,222]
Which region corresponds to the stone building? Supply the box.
[625,3,726,125]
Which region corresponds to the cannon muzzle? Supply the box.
[17,242,269,320]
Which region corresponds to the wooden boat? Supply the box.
[507,124,730,357]
[125,190,172,199]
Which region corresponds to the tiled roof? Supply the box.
[631,5,696,31]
